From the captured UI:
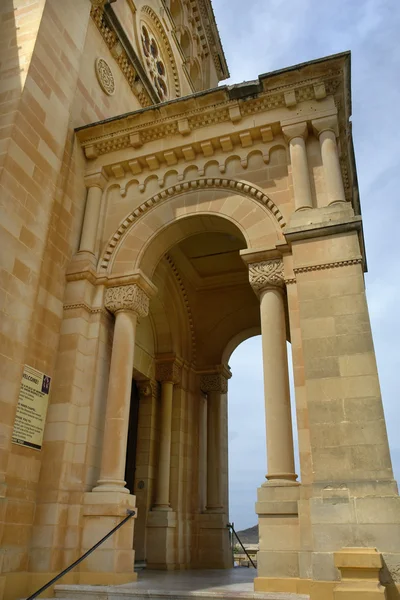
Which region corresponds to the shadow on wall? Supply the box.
[381,559,400,599]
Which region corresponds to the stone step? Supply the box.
[55,584,309,600]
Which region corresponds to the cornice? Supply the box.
[189,0,229,80]
[76,76,341,158]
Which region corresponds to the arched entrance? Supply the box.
[92,182,297,570]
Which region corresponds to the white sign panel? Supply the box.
[12,365,51,451]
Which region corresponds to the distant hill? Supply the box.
[236,524,258,544]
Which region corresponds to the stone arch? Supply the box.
[99,177,286,273]
[221,327,261,365]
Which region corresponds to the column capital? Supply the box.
[312,114,339,138]
[156,358,182,385]
[200,373,228,394]
[90,0,107,8]
[105,284,149,317]
[282,121,308,143]
[84,169,108,190]
[249,258,285,295]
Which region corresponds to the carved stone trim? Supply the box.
[90,6,153,108]
[155,359,182,384]
[64,302,108,315]
[104,284,149,316]
[99,178,285,271]
[77,78,342,157]
[249,259,285,294]
[285,277,297,286]
[165,254,196,364]
[200,373,228,394]
[293,258,362,274]
[95,57,115,96]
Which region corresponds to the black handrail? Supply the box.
[227,522,257,568]
[26,509,136,600]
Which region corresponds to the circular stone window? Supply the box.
[141,24,168,101]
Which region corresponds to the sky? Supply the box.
[210,0,400,530]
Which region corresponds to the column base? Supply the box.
[80,491,136,579]
[205,506,225,513]
[263,475,299,486]
[152,504,172,511]
[92,482,130,494]
[146,510,177,569]
[256,481,300,579]
[195,512,232,569]
[67,250,97,275]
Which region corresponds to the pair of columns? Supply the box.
[283,115,345,210]
[93,283,179,512]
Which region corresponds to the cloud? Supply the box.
[214,0,400,528]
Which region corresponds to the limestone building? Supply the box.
[1,1,400,599]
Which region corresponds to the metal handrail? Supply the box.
[26,509,136,600]
[227,522,257,568]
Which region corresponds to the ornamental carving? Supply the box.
[95,58,115,96]
[137,380,157,398]
[200,373,228,394]
[104,284,149,316]
[155,360,182,384]
[249,259,285,294]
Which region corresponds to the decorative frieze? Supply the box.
[155,359,182,384]
[200,373,228,394]
[249,259,285,294]
[105,284,149,316]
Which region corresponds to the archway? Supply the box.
[101,184,294,570]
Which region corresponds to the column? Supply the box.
[200,372,229,511]
[153,358,182,510]
[282,122,313,211]
[312,115,346,205]
[249,259,297,483]
[79,170,108,256]
[93,284,150,493]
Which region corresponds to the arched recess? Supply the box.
[100,178,286,275]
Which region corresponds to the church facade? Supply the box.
[1,1,400,599]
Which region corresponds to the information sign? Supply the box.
[12,365,51,450]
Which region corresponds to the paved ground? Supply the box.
[122,568,257,593]
[56,568,309,600]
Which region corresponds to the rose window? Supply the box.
[141,25,168,101]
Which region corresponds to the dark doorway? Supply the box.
[125,380,140,493]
